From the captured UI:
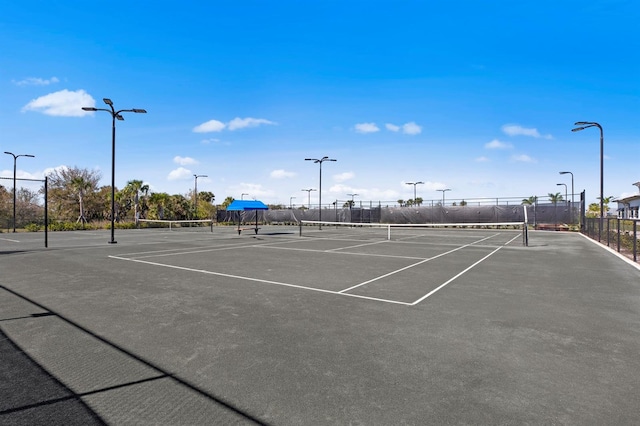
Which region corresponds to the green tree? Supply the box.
[415,197,423,206]
[522,196,538,206]
[148,192,170,220]
[47,167,101,222]
[69,176,93,225]
[220,196,235,209]
[548,192,563,205]
[123,179,149,224]
[397,199,404,207]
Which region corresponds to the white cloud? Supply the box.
[485,139,513,149]
[385,123,400,132]
[227,117,276,131]
[193,119,226,133]
[227,183,275,199]
[167,167,193,180]
[501,124,552,139]
[402,122,422,135]
[193,117,275,133]
[270,169,296,179]
[13,76,60,86]
[354,122,379,134]
[22,89,95,117]
[173,156,198,166]
[475,156,490,162]
[511,154,537,163]
[333,172,355,182]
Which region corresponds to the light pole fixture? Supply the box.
[301,188,316,208]
[559,171,574,224]
[194,174,207,217]
[241,193,248,200]
[556,183,568,208]
[406,181,424,203]
[3,151,35,233]
[82,98,147,244]
[290,196,296,209]
[305,156,337,228]
[572,121,603,241]
[437,188,451,206]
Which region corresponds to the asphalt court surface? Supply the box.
[2,226,640,425]
[110,226,525,305]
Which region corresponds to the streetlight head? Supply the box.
[103,98,113,106]
[559,171,569,175]
[132,109,147,113]
[25,155,35,158]
[574,121,591,126]
[116,114,124,121]
[82,107,98,111]
[571,127,586,132]
[4,151,13,155]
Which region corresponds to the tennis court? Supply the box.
[2,225,640,424]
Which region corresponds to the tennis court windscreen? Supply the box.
[299,220,528,246]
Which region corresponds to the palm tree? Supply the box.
[521,196,538,206]
[124,179,149,224]
[397,199,405,207]
[69,176,93,226]
[148,192,170,220]
[548,192,563,205]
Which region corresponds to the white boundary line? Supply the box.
[410,233,521,305]
[338,233,500,293]
[108,255,412,306]
[107,231,520,307]
[0,237,21,243]
[578,232,640,271]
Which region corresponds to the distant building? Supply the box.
[615,182,640,219]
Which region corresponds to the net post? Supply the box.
[299,221,302,237]
[387,224,391,240]
[44,176,48,248]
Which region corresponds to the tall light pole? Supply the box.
[437,188,451,206]
[556,183,568,215]
[82,98,146,244]
[3,152,35,233]
[290,196,296,209]
[406,181,424,204]
[305,156,336,228]
[301,188,316,208]
[559,171,574,224]
[194,174,207,218]
[572,121,603,241]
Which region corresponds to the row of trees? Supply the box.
[1,167,227,229]
[522,193,615,218]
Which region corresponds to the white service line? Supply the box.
[410,233,522,305]
[338,233,499,294]
[108,255,411,306]
[326,240,387,252]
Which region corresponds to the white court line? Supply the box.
[108,255,412,306]
[410,233,521,305]
[254,244,426,260]
[338,233,500,294]
[326,240,387,252]
[0,237,21,243]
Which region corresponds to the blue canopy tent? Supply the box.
[226,200,269,235]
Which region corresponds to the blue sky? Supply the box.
[1,1,639,207]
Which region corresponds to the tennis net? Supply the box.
[299,220,528,246]
[137,219,213,231]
